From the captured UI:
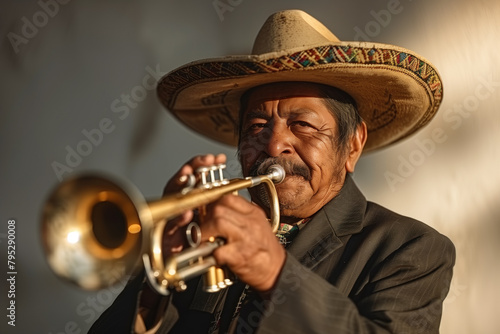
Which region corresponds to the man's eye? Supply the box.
[292,121,313,128]
[249,123,267,130]
[251,123,265,129]
[243,122,266,134]
[290,121,319,134]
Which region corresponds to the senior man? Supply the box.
[90,10,455,334]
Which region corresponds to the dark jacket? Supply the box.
[90,175,455,333]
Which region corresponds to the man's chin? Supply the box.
[250,179,308,212]
[275,175,307,189]
[275,176,308,195]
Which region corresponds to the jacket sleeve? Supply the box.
[88,272,179,334]
[255,232,455,334]
[87,273,145,333]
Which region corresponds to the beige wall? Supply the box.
[1,0,498,333]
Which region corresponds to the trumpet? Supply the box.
[41,164,285,295]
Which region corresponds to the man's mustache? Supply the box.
[249,157,311,181]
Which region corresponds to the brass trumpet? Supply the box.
[41,164,285,295]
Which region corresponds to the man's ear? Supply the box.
[345,122,367,173]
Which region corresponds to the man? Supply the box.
[90,10,455,333]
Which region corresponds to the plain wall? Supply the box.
[1,0,499,333]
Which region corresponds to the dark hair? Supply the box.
[316,84,362,154]
[237,82,362,154]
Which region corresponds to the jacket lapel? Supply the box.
[287,174,366,271]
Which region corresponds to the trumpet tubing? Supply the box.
[41,164,285,294]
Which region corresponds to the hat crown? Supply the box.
[251,10,340,55]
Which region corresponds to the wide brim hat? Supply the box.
[157,10,443,152]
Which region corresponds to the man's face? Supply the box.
[238,82,350,220]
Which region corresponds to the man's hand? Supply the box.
[161,153,286,292]
[138,155,228,317]
[200,194,286,292]
[161,154,227,254]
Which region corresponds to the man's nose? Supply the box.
[265,125,294,157]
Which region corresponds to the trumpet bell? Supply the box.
[41,175,151,290]
[40,164,285,294]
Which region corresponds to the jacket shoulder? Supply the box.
[365,201,448,238]
[361,201,455,261]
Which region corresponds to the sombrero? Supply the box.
[157,9,443,152]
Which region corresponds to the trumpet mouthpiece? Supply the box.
[266,164,286,184]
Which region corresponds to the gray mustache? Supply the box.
[250,157,311,181]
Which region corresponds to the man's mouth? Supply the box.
[250,157,311,181]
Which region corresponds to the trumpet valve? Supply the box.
[223,267,234,287]
[196,164,229,188]
[203,266,220,293]
[216,267,227,289]
[175,280,187,292]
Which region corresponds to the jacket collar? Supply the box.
[287,174,367,269]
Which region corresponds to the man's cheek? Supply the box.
[239,141,261,170]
